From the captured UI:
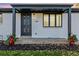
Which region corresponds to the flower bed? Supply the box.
[0,44,79,50]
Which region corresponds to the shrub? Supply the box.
[12,33,16,42]
[68,34,78,42]
[5,33,16,45]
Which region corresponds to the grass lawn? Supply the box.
[0,50,79,56]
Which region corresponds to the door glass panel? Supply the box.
[21,13,31,36]
[24,28,26,32]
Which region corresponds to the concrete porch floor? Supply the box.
[15,37,69,44]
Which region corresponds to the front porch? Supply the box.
[15,37,68,44]
[15,36,79,44]
[11,4,72,39]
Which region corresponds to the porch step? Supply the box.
[15,37,68,44]
[20,36,32,39]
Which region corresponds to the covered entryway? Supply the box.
[21,13,31,36]
[11,4,72,38]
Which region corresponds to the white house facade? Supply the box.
[0,4,79,40]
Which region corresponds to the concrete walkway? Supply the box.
[15,37,68,44]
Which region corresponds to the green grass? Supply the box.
[0,50,79,56]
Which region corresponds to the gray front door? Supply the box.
[21,13,31,36]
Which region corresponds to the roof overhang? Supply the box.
[11,4,73,13]
[0,4,73,12]
[11,4,73,9]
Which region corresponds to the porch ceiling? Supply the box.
[18,9,65,13]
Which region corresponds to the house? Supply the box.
[0,3,79,40]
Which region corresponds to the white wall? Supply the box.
[0,13,68,39]
[15,13,79,40]
[0,13,12,40]
[71,13,79,40]
[1,13,79,40]
[16,13,21,38]
[32,13,68,39]
[0,13,21,40]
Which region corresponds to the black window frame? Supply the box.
[43,13,62,27]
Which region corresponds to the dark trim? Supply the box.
[21,13,22,36]
[12,8,16,34]
[1,10,79,13]
[11,4,72,7]
[0,8,79,13]
[68,8,71,37]
[29,12,32,36]
[43,26,61,28]
[48,14,50,27]
[61,14,62,27]
[55,14,56,27]
[30,13,32,36]
[43,13,44,27]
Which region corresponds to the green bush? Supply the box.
[5,36,9,45]
[5,33,17,45]
[68,34,78,42]
[73,35,78,42]
[12,33,16,42]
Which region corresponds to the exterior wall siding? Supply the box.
[71,13,79,40]
[16,13,21,38]
[32,13,68,39]
[1,13,79,40]
[0,13,21,40]
[0,13,12,40]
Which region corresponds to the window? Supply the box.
[0,13,2,24]
[44,14,49,26]
[56,14,62,27]
[43,13,62,27]
[50,14,55,26]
